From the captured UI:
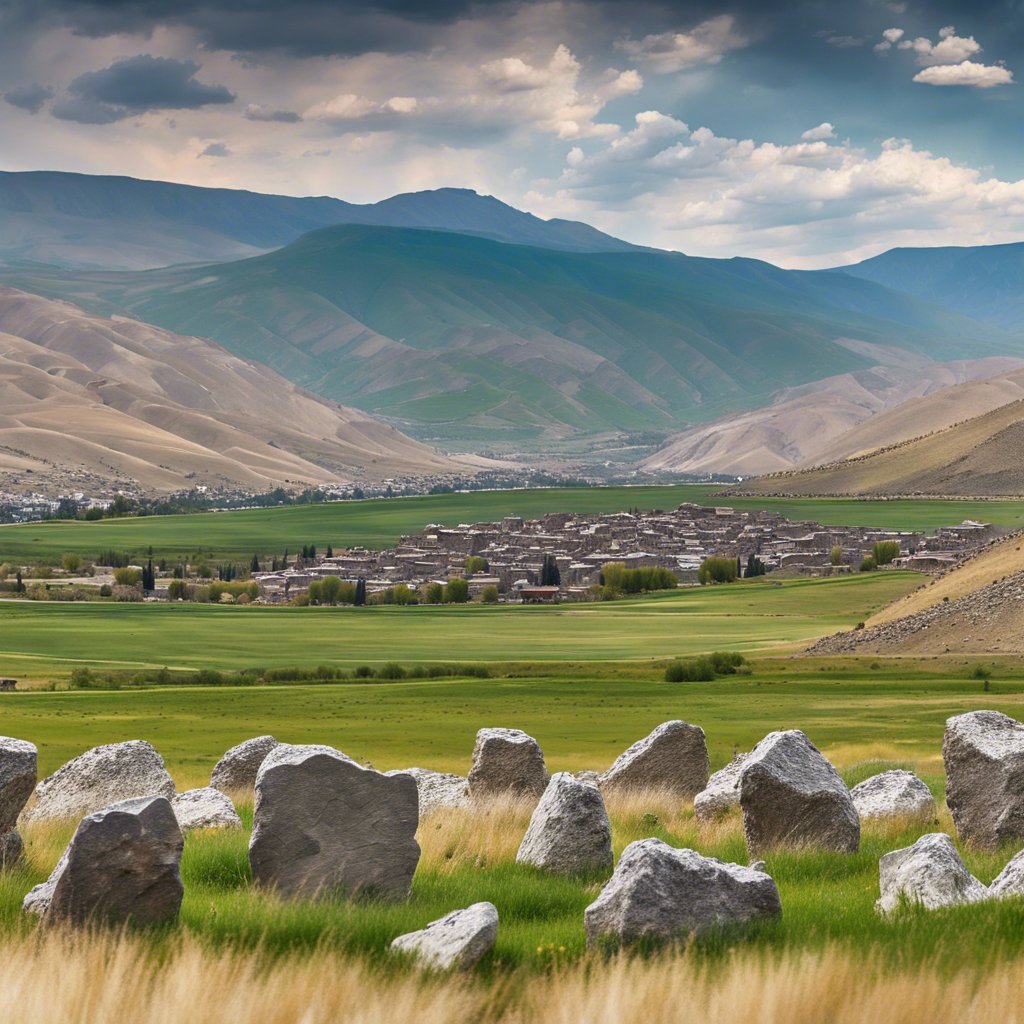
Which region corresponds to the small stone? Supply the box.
[23,795,184,925]
[584,839,781,946]
[467,729,548,799]
[876,833,988,914]
[851,770,936,822]
[600,721,710,798]
[24,741,175,822]
[172,788,243,830]
[384,768,469,816]
[516,773,613,873]
[694,753,748,822]
[391,902,499,970]
[211,736,279,793]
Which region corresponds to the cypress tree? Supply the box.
[251,553,261,573]
[354,578,367,606]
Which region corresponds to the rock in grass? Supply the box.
[172,787,243,830]
[467,728,548,799]
[583,838,781,947]
[851,770,936,822]
[516,772,613,873]
[943,711,1024,848]
[384,768,468,816]
[249,743,419,900]
[694,753,748,822]
[599,721,710,798]
[876,833,988,914]
[391,902,498,970]
[24,741,175,823]
[210,735,279,793]
[989,847,1024,898]
[0,736,37,868]
[739,730,859,854]
[23,795,184,925]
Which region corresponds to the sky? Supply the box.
[2,0,1024,267]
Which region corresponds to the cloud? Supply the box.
[801,122,835,141]
[52,55,235,124]
[913,61,1014,88]
[873,27,904,53]
[616,15,748,74]
[303,93,418,122]
[896,26,981,67]
[3,83,53,113]
[199,141,232,157]
[823,35,864,49]
[243,103,301,123]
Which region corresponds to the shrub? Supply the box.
[972,665,993,681]
[376,662,406,680]
[859,557,877,573]
[464,555,489,574]
[697,557,739,585]
[872,540,901,566]
[444,578,470,603]
[113,567,141,587]
[112,584,143,602]
[167,579,187,600]
[98,583,113,597]
[481,585,499,604]
[69,667,94,690]
[665,657,716,682]
[830,545,844,567]
[424,582,444,604]
[602,562,678,594]
[354,666,375,678]
[194,669,224,685]
[61,553,82,573]
[708,651,745,675]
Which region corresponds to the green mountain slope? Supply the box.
[4,224,1014,452]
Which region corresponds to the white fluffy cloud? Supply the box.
[875,24,1013,87]
[897,26,981,66]
[913,61,1014,88]
[801,122,836,141]
[616,15,748,74]
[527,114,1024,267]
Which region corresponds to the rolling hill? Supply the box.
[3,224,1013,453]
[0,287,460,494]
[0,170,636,271]
[735,396,1024,497]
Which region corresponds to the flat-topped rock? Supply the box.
[943,711,1024,847]
[467,729,548,799]
[24,741,175,822]
[249,743,420,900]
[876,833,988,914]
[600,721,709,797]
[211,735,279,793]
[584,839,781,946]
[851,770,936,822]
[23,795,184,925]
[172,788,243,830]
[0,736,37,868]
[739,730,859,854]
[384,768,469,816]
[391,902,498,970]
[516,773,613,874]
[694,753,748,822]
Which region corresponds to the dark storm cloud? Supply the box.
[243,104,302,123]
[3,83,54,113]
[51,55,235,124]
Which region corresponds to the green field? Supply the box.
[0,573,919,678]
[2,486,1024,565]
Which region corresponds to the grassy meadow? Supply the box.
[2,485,1023,564]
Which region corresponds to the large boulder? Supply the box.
[739,730,859,854]
[391,902,498,970]
[584,838,781,947]
[694,753,748,822]
[599,721,709,797]
[210,735,279,793]
[24,740,175,823]
[384,768,469,816]
[23,795,184,925]
[172,788,243,830]
[516,773,613,874]
[0,736,37,867]
[249,743,420,900]
[876,833,988,914]
[990,848,1024,898]
[943,711,1024,848]
[851,770,936,822]
[467,729,548,799]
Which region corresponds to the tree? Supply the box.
[872,540,901,566]
[744,554,767,578]
[61,553,82,574]
[142,558,155,591]
[326,545,334,558]
[168,579,188,600]
[15,571,24,594]
[354,578,367,606]
[424,582,444,604]
[465,555,489,574]
[697,557,738,585]
[250,553,261,574]
[113,567,141,587]
[540,554,561,587]
[320,575,343,605]
[481,585,499,604]
[445,578,470,603]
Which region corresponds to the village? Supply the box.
[252,503,998,603]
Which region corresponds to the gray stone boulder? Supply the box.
[24,740,175,823]
[385,768,469,816]
[211,735,279,793]
[249,743,420,900]
[990,848,1024,898]
[0,736,37,867]
[943,711,1024,848]
[467,728,548,799]
[391,902,498,970]
[23,795,184,925]
[584,838,781,946]
[851,770,936,822]
[876,833,988,914]
[599,721,710,797]
[172,788,243,830]
[739,730,859,854]
[516,773,613,874]
[694,753,748,822]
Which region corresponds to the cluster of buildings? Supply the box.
[0,491,108,524]
[253,503,998,602]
